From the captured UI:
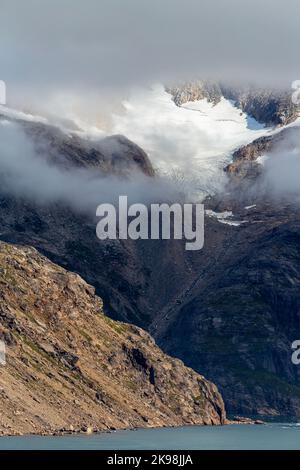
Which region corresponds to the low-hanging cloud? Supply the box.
[264,134,300,199]
[0,121,183,212]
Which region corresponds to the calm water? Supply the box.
[0,424,300,450]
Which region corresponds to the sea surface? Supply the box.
[0,423,300,450]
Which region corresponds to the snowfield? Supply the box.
[110,84,272,199]
[205,209,247,227]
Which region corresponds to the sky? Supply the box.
[0,0,299,110]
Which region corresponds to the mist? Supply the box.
[0,121,183,213]
[264,134,300,199]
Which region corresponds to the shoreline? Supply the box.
[0,419,266,438]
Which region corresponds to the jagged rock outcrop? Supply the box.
[226,126,300,180]
[0,241,225,436]
[166,81,222,106]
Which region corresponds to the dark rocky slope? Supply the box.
[147,120,300,417]
[152,199,300,417]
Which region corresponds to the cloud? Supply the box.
[0,120,182,212]
[264,132,300,199]
[0,0,299,112]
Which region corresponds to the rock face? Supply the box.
[0,241,225,436]
[166,81,222,106]
[226,126,300,181]
[221,85,299,127]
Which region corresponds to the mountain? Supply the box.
[166,81,222,107]
[0,111,155,177]
[0,241,225,436]
[0,86,300,420]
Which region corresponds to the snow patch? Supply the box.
[205,209,233,219]
[205,209,247,227]
[218,219,247,227]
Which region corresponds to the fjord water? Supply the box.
[1,424,300,450]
